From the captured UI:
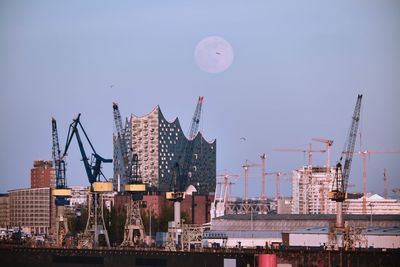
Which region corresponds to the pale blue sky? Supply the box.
[1,1,399,199]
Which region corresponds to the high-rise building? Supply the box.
[0,194,9,228]
[31,160,56,189]
[291,166,336,214]
[113,106,216,194]
[8,188,53,235]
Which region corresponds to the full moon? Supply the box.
[194,36,234,73]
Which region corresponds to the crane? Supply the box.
[260,154,267,212]
[165,96,204,250]
[265,172,289,200]
[51,118,72,246]
[112,102,130,190]
[113,103,146,246]
[329,94,362,230]
[188,96,204,140]
[63,113,113,248]
[241,160,260,204]
[312,138,334,173]
[274,143,326,166]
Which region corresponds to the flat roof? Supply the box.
[205,230,281,239]
[288,226,400,236]
[217,214,400,221]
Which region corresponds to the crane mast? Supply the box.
[51,118,71,246]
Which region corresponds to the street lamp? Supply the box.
[369,202,374,227]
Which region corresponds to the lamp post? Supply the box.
[369,202,373,227]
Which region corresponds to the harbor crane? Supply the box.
[328,94,362,249]
[165,96,204,250]
[51,118,72,246]
[63,114,113,248]
[113,102,146,246]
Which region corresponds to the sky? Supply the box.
[1,1,399,199]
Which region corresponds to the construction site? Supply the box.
[0,95,399,267]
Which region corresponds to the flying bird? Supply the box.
[240,137,246,141]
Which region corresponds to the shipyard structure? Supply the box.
[113,105,216,194]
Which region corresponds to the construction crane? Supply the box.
[312,138,334,173]
[241,160,260,204]
[63,114,113,248]
[274,143,326,166]
[165,96,204,250]
[260,154,267,213]
[265,172,289,200]
[188,96,204,140]
[113,102,146,246]
[51,118,72,246]
[329,94,362,230]
[343,149,400,213]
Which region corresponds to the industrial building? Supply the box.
[30,160,56,189]
[0,194,9,228]
[211,214,400,232]
[291,166,336,214]
[203,230,281,248]
[113,105,216,194]
[283,226,400,249]
[8,187,53,235]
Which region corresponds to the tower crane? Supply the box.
[265,172,289,200]
[274,143,326,166]
[241,160,260,204]
[312,138,334,173]
[165,96,204,250]
[51,118,72,246]
[63,114,113,248]
[329,94,362,237]
[113,103,146,246]
[260,154,267,213]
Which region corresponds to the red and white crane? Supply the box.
[274,143,326,166]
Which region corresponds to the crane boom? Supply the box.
[188,96,204,140]
[113,103,131,185]
[340,94,362,193]
[52,118,67,189]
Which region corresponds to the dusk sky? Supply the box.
[1,1,399,199]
